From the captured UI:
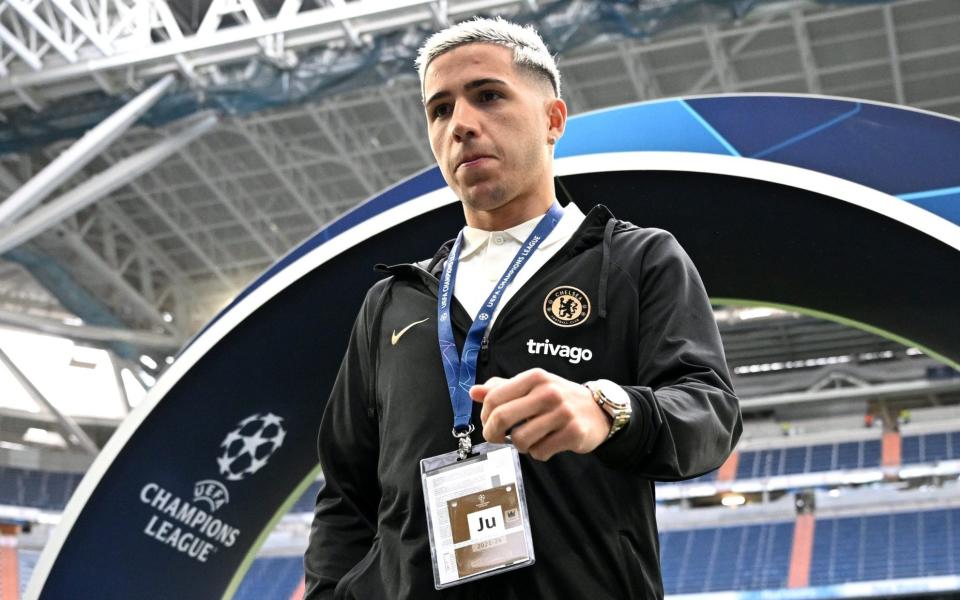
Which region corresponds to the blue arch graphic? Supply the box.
[30,95,960,599]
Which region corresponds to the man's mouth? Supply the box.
[457,155,493,170]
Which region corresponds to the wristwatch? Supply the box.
[584,381,632,439]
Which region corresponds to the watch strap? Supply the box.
[585,381,632,439]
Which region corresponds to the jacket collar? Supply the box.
[425,203,614,277]
[458,202,586,260]
[376,203,616,280]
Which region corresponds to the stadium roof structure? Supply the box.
[1,0,959,436]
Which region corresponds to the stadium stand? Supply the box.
[220,425,960,597]
[735,439,882,479]
[809,507,960,586]
[289,479,323,514]
[661,521,795,594]
[6,426,960,598]
[902,432,960,465]
[0,466,83,511]
[233,555,303,600]
[231,521,798,598]
[685,470,717,484]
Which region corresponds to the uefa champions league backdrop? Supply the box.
[26,95,960,599]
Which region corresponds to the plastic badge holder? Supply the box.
[420,442,535,589]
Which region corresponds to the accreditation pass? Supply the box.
[420,443,535,589]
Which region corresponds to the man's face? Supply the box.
[423,43,562,222]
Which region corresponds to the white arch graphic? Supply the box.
[27,150,959,597]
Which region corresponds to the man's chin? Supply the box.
[461,190,509,214]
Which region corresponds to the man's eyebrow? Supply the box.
[464,77,508,91]
[424,78,509,106]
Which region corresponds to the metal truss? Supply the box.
[0,344,99,454]
[0,0,541,107]
[0,151,192,340]
[101,150,241,287]
[0,261,68,316]
[556,0,960,114]
[0,305,181,349]
[615,41,661,102]
[0,74,174,224]
[0,108,216,255]
[882,3,906,105]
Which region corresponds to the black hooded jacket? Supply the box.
[305,205,742,599]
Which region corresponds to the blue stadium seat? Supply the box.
[736,451,758,479]
[925,433,949,463]
[688,469,718,483]
[783,447,808,475]
[861,439,881,469]
[233,555,303,600]
[809,444,835,473]
[902,435,922,464]
[0,467,81,510]
[290,479,325,514]
[660,522,793,594]
[901,432,960,465]
[892,512,919,580]
[735,439,891,480]
[836,441,861,470]
[756,449,784,478]
[810,507,960,585]
[923,510,952,577]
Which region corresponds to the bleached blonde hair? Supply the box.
[415,16,561,102]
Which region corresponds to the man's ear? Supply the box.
[546,97,567,145]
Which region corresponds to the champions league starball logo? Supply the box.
[216,412,287,481]
[138,412,288,563]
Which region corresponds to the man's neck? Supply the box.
[463,196,555,231]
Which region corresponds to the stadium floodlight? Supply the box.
[721,494,746,507]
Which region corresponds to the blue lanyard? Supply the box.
[437,202,564,438]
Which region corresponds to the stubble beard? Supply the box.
[454,142,549,224]
[460,180,508,216]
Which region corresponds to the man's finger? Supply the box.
[470,376,507,401]
[477,376,508,389]
[528,427,577,462]
[483,387,557,442]
[508,411,565,454]
[481,368,551,417]
[471,376,508,417]
[469,385,488,403]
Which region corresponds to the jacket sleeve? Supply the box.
[593,230,742,480]
[304,284,383,599]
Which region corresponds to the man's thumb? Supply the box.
[469,385,488,403]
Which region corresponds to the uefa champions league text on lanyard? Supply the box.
[420,202,563,589]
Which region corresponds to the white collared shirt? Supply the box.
[452,200,629,408]
[453,201,586,324]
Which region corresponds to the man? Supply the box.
[305,17,741,599]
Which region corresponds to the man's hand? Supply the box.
[469,368,610,461]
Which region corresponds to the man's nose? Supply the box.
[451,102,479,141]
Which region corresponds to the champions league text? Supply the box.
[140,483,240,562]
[484,234,541,311]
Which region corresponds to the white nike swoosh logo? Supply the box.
[391,318,430,346]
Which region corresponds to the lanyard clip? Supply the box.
[452,424,475,461]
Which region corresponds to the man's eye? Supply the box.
[479,90,501,102]
[432,104,451,119]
